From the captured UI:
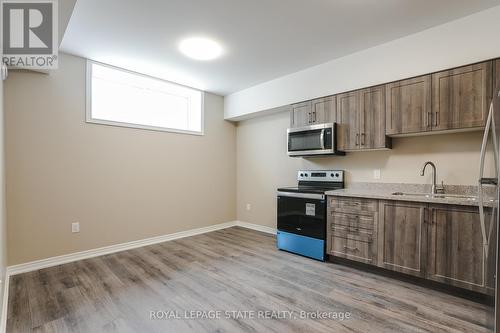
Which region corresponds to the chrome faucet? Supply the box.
[420,161,444,195]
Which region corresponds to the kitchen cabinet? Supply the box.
[327,197,378,264]
[327,196,497,295]
[378,200,427,278]
[386,75,432,135]
[290,59,498,144]
[337,86,391,151]
[336,91,359,150]
[432,61,493,131]
[360,86,391,149]
[427,204,496,294]
[290,101,312,128]
[494,59,500,121]
[290,96,336,128]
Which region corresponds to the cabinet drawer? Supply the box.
[330,236,373,263]
[329,197,377,212]
[330,211,374,230]
[330,224,373,242]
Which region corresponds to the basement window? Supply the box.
[86,61,203,135]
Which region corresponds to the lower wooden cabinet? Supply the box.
[378,201,427,278]
[327,197,378,264]
[327,196,497,295]
[427,205,496,294]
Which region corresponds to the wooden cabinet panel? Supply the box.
[494,60,500,126]
[311,96,336,124]
[330,236,374,264]
[432,61,493,131]
[427,205,496,295]
[327,197,378,264]
[337,87,390,151]
[327,194,497,295]
[378,201,427,277]
[360,85,391,149]
[290,101,312,128]
[329,197,378,213]
[337,91,360,150]
[386,75,432,135]
[290,97,336,128]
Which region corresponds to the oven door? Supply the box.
[277,192,326,240]
[287,123,334,156]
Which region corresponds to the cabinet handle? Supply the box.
[313,111,317,123]
[361,133,365,146]
[308,112,312,123]
[355,134,359,146]
[427,111,432,128]
[344,246,359,252]
[434,112,439,127]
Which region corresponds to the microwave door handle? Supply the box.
[320,129,325,149]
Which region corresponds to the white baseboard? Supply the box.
[0,273,8,333]
[6,221,237,277]
[0,220,277,332]
[235,221,277,235]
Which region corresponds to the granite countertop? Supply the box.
[325,183,497,207]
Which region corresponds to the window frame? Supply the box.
[85,60,205,136]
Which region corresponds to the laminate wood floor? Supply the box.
[7,227,495,333]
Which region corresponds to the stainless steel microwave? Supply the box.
[287,123,344,157]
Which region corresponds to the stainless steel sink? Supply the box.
[391,192,479,201]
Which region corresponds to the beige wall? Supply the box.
[236,111,493,228]
[5,53,236,265]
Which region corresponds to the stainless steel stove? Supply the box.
[276,170,344,261]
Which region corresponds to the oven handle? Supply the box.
[277,192,325,200]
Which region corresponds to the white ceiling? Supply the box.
[61,0,500,96]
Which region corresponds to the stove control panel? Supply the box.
[297,170,344,182]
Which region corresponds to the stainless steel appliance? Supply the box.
[479,91,500,331]
[287,123,345,157]
[277,170,344,261]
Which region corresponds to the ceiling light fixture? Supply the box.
[179,37,224,61]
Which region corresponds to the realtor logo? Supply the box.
[2,0,58,69]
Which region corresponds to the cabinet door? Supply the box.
[360,85,390,149]
[386,75,432,135]
[494,60,500,125]
[432,61,493,131]
[311,96,336,124]
[427,205,495,294]
[337,91,360,151]
[290,101,312,128]
[378,201,427,277]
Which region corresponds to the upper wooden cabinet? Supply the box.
[360,86,391,149]
[337,86,391,151]
[290,59,498,142]
[290,101,312,128]
[494,59,500,121]
[312,96,336,124]
[432,61,493,131]
[336,91,359,150]
[386,75,432,135]
[290,97,336,128]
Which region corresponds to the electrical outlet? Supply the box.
[373,169,381,180]
[246,203,251,211]
[72,222,80,233]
